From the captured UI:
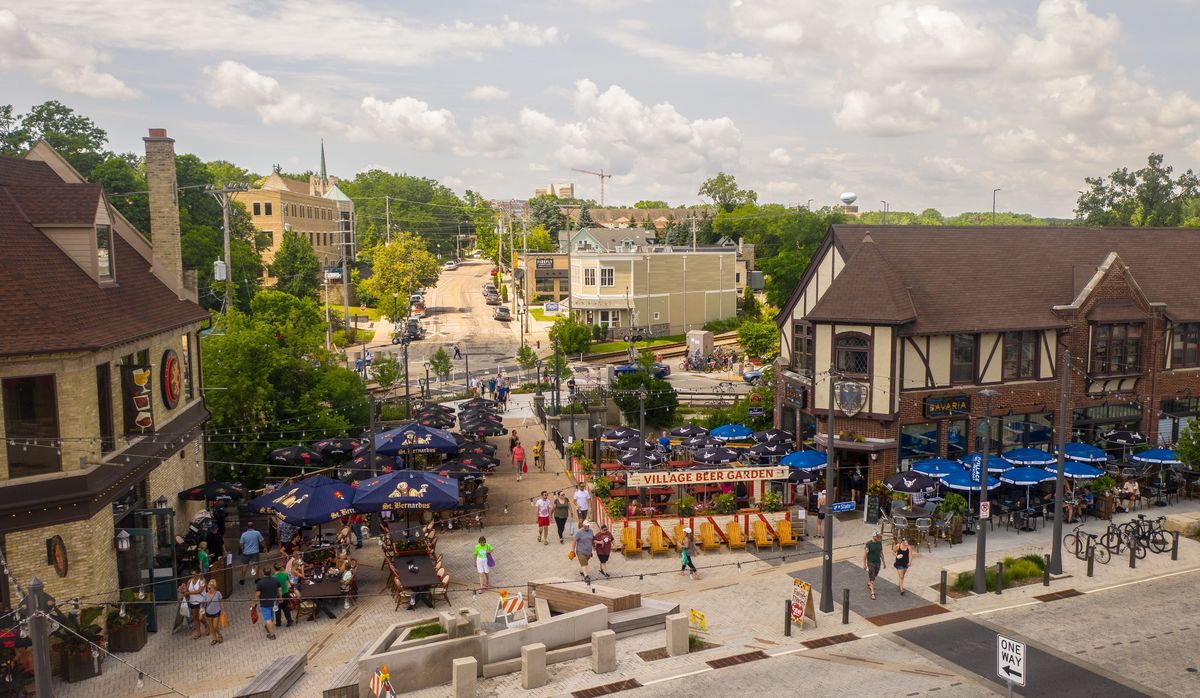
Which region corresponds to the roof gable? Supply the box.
[806,234,915,324]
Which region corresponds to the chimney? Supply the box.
[143,128,185,297]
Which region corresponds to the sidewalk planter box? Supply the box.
[59,650,101,683]
[107,622,147,652]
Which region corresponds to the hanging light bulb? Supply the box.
[119,603,127,618]
[137,672,145,688]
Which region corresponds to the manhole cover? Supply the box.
[571,678,642,697]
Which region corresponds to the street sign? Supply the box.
[996,634,1027,687]
[831,500,856,513]
[748,406,766,418]
[979,501,990,519]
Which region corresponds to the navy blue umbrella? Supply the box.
[614,437,655,452]
[311,437,363,460]
[748,442,791,460]
[693,447,741,465]
[351,470,460,512]
[248,477,357,526]
[375,423,460,455]
[602,427,640,441]
[752,428,795,444]
[670,424,709,438]
[619,450,665,467]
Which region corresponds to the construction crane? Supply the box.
[571,167,613,206]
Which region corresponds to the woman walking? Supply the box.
[185,569,208,639]
[679,527,700,579]
[474,536,494,590]
[203,580,225,644]
[513,442,526,482]
[893,537,913,595]
[552,491,571,544]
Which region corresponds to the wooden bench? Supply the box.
[235,654,306,698]
[528,578,641,614]
[322,641,373,698]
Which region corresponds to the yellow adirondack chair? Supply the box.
[776,519,799,548]
[725,521,747,550]
[699,522,721,551]
[750,520,774,550]
[621,526,643,556]
[673,524,685,549]
[648,526,670,555]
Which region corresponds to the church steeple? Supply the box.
[319,138,327,183]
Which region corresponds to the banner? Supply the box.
[626,466,789,487]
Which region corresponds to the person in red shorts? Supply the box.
[534,491,552,545]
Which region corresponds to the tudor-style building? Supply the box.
[774,225,1200,492]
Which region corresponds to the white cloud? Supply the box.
[767,147,792,167]
[0,9,137,99]
[528,163,550,172]
[1010,0,1120,78]
[440,175,465,190]
[834,83,941,136]
[603,32,780,83]
[203,61,347,132]
[870,2,999,75]
[921,155,969,180]
[466,85,509,101]
[358,96,457,149]
[467,116,524,159]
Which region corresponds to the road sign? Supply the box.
[831,500,856,513]
[996,634,1026,687]
[979,501,990,519]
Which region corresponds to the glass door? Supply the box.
[115,527,158,632]
[133,509,176,607]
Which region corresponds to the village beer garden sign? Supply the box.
[626,467,789,487]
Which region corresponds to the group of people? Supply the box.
[863,531,915,600]
[469,372,513,409]
[509,433,546,481]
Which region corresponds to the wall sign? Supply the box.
[626,466,789,487]
[783,381,807,409]
[161,349,182,409]
[925,394,971,419]
[535,257,556,269]
[120,364,155,434]
[46,535,68,577]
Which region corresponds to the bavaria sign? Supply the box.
[996,634,1027,687]
[626,466,789,487]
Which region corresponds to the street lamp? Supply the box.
[535,360,544,396]
[392,292,399,328]
[974,388,999,594]
[114,530,131,552]
[423,361,431,400]
[637,386,648,508]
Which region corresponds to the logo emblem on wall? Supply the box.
[834,381,870,417]
[121,364,155,434]
[161,349,182,409]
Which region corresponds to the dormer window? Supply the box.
[97,224,114,280]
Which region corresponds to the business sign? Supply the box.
[626,466,789,487]
[543,302,560,313]
[120,364,154,434]
[971,459,983,483]
[996,635,1026,687]
[790,579,816,629]
[925,394,971,419]
[535,257,556,269]
[783,380,807,409]
[831,500,856,513]
[748,406,766,418]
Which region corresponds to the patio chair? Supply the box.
[432,570,451,606]
[296,600,318,622]
[915,517,933,552]
[673,524,685,549]
[776,519,799,548]
[932,512,954,544]
[700,523,722,551]
[621,526,643,556]
[724,522,746,550]
[648,526,670,556]
[892,515,911,542]
[750,520,774,551]
[391,578,412,611]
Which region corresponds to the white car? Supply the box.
[442,260,460,271]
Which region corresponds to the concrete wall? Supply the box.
[485,603,608,663]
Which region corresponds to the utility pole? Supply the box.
[553,336,562,415]
[385,195,392,243]
[820,364,838,614]
[205,183,248,311]
[691,217,697,252]
[522,217,529,343]
[881,200,889,226]
[1050,351,1071,575]
[402,336,411,419]
[27,577,53,698]
[339,209,351,352]
[323,255,332,350]
[974,389,999,594]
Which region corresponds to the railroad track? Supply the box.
[582,330,740,364]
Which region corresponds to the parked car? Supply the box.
[493,306,512,321]
[410,302,427,318]
[743,367,764,385]
[470,250,482,258]
[484,293,501,306]
[442,260,459,271]
[409,292,425,304]
[482,283,498,296]
[614,362,671,379]
[392,318,424,343]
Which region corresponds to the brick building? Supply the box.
[0,130,210,606]
[774,225,1200,495]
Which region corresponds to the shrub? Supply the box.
[952,555,1044,592]
[592,476,612,500]
[592,324,607,341]
[606,497,626,520]
[760,490,782,513]
[407,622,444,640]
[673,495,696,516]
[712,493,736,515]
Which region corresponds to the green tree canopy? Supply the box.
[1075,153,1200,227]
[1178,418,1200,470]
[738,319,780,359]
[269,230,322,299]
[340,169,469,252]
[549,316,593,355]
[0,100,108,175]
[429,347,452,380]
[357,233,440,318]
[611,373,678,429]
[698,172,757,212]
[634,200,669,209]
[577,202,594,228]
[530,195,571,232]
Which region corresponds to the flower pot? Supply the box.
[107,622,147,652]
[59,650,101,683]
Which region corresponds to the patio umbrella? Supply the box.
[458,441,497,456]
[415,414,455,429]
[618,450,665,467]
[682,435,723,450]
[447,453,500,470]
[710,423,753,440]
[374,424,460,456]
[1100,429,1147,446]
[339,453,398,476]
[1129,448,1182,465]
[466,423,507,437]
[748,442,791,460]
[941,469,1001,491]
[1056,442,1107,463]
[693,447,741,465]
[884,471,936,494]
[247,477,357,526]
[602,427,640,441]
[1046,461,1104,480]
[416,402,455,414]
[752,428,795,444]
[781,450,827,471]
[1002,447,1056,466]
[351,470,460,512]
[670,424,709,438]
[614,437,655,452]
[460,397,497,409]
[1000,466,1056,509]
[268,445,324,467]
[788,469,819,485]
[177,481,246,501]
[910,458,963,479]
[959,452,1014,473]
[311,437,363,460]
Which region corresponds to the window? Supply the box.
[535,277,555,292]
[900,422,937,468]
[97,363,114,453]
[583,268,596,286]
[1172,323,1200,368]
[736,273,741,283]
[181,334,193,399]
[281,202,288,216]
[951,333,978,384]
[653,311,661,320]
[600,267,614,287]
[264,202,273,216]
[2,375,61,478]
[793,322,814,374]
[96,224,113,280]
[252,202,261,216]
[1091,323,1142,375]
[1002,330,1038,380]
[947,419,967,459]
[835,332,869,376]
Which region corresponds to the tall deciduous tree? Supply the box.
[357,232,440,312]
[269,230,322,299]
[1075,153,1200,227]
[634,200,669,209]
[529,195,571,232]
[549,317,593,355]
[738,320,780,359]
[0,100,108,175]
[611,373,678,429]
[698,172,757,212]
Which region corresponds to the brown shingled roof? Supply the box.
[807,233,916,324]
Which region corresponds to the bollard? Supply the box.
[842,588,849,625]
[1172,531,1180,561]
[1086,542,1095,578]
[995,562,1003,595]
[940,570,947,604]
[1043,554,1051,586]
[783,599,791,637]
[1130,537,1137,569]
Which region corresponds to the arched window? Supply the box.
[835,333,870,376]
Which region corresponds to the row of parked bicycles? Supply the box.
[1062,514,1174,564]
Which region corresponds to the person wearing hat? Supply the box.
[863,531,886,600]
[593,524,615,578]
[573,520,594,583]
[679,527,700,579]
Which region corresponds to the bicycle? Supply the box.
[1123,514,1170,554]
[1099,522,1143,558]
[1063,524,1110,564]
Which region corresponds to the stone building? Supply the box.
[774,225,1200,495]
[0,130,210,606]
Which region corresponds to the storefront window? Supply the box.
[1000,412,1054,450]
[2,375,62,478]
[835,333,870,377]
[1072,404,1142,446]
[946,420,967,460]
[900,422,937,468]
[974,416,1001,453]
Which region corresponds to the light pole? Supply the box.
[553,337,562,415]
[423,361,431,400]
[401,335,411,418]
[820,364,839,613]
[205,183,248,311]
[1049,351,1071,575]
[535,359,544,396]
[392,292,399,332]
[992,188,1001,226]
[974,388,999,594]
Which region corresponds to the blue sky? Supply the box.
[1,0,1197,216]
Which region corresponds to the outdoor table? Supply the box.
[299,578,342,619]
[393,556,440,609]
[891,506,932,521]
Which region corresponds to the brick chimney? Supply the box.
[143,128,185,296]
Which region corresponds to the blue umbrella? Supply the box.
[941,469,1001,491]
[1129,448,1181,465]
[911,458,963,479]
[1002,447,1056,466]
[351,470,460,512]
[248,477,357,526]
[1000,467,1056,487]
[1056,442,1107,463]
[781,450,827,471]
[374,423,460,456]
[959,452,1014,473]
[711,423,753,440]
[1046,461,1104,480]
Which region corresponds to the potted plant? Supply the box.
[591,475,612,500]
[578,456,595,478]
[105,600,147,653]
[53,607,104,682]
[393,538,431,557]
[934,492,968,544]
[1091,474,1117,519]
[712,493,737,515]
[606,497,627,521]
[673,495,696,516]
[759,490,782,513]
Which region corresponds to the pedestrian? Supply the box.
[487,376,496,397]
[253,569,282,640]
[474,536,494,590]
[273,563,294,627]
[203,580,225,644]
[205,521,225,560]
[469,376,478,397]
[573,520,594,583]
[185,569,208,639]
[533,440,545,472]
[593,524,614,578]
[453,344,462,360]
[534,491,552,544]
[514,442,527,482]
[196,540,211,577]
[658,430,671,453]
[238,522,265,585]
[863,531,886,600]
[496,384,507,412]
[849,467,866,506]
[573,482,591,526]
[893,537,912,596]
[553,491,571,544]
[509,432,519,455]
[679,528,700,579]
[814,488,826,539]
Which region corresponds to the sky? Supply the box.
[1,0,1198,217]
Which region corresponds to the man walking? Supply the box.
[863,531,886,601]
[253,569,282,640]
[573,520,595,583]
[453,344,462,360]
[573,482,591,526]
[239,522,265,585]
[534,491,552,545]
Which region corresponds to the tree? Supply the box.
[525,225,559,252]
[429,347,452,380]
[738,320,780,359]
[516,344,538,374]
[340,169,470,252]
[206,160,255,188]
[181,224,261,311]
[529,195,571,232]
[634,200,669,209]
[370,354,404,393]
[269,230,322,299]
[357,232,440,310]
[1178,418,1200,471]
[549,317,593,355]
[577,202,594,228]
[0,101,108,175]
[90,154,149,232]
[611,373,678,429]
[698,172,757,212]
[739,286,761,318]
[1075,153,1200,227]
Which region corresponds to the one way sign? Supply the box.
[996,634,1027,687]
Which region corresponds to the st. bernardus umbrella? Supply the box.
[351,470,460,512]
[247,477,356,526]
[466,423,507,437]
[374,424,460,455]
[619,450,665,467]
[447,454,499,470]
[682,435,723,450]
[884,471,936,494]
[458,441,497,456]
[178,481,246,501]
[614,437,655,452]
[311,437,363,460]
[1101,429,1147,446]
[752,428,795,444]
[711,423,753,440]
[748,442,791,460]
[460,397,497,409]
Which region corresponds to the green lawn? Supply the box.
[529,308,562,323]
[589,334,684,354]
[324,304,383,322]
